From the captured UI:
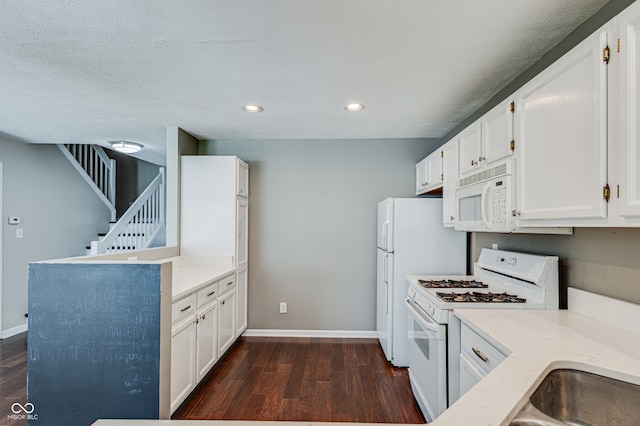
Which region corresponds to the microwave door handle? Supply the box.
[480,182,493,230]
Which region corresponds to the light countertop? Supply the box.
[434,308,640,425]
[167,256,236,301]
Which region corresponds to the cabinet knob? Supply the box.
[479,156,486,161]
[450,216,455,221]
[471,160,477,166]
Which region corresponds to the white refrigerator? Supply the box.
[376,198,466,367]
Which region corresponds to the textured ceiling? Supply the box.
[0,0,610,165]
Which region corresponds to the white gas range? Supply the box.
[405,248,559,422]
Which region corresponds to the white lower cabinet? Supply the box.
[170,271,240,414]
[196,301,218,381]
[218,288,236,356]
[171,315,197,413]
[236,265,248,335]
[459,323,506,398]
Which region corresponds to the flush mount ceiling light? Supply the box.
[110,141,143,154]
[344,103,365,112]
[242,105,263,113]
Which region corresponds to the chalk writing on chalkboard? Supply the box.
[28,262,164,426]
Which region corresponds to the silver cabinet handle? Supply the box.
[180,305,192,313]
[472,347,489,363]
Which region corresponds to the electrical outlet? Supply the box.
[279,302,287,314]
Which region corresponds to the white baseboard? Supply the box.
[243,329,377,338]
[1,324,27,339]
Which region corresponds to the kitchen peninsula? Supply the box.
[27,250,240,425]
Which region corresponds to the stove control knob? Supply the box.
[427,305,435,316]
[508,257,517,266]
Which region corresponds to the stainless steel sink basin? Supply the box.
[509,368,640,425]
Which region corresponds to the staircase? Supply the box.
[58,144,166,255]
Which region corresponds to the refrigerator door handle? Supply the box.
[382,221,389,250]
[383,253,389,285]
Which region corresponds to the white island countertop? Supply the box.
[168,256,236,301]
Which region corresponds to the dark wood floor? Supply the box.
[0,333,424,424]
[0,332,28,426]
[173,336,425,423]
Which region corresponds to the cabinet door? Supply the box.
[426,150,443,190]
[237,158,249,197]
[236,197,248,266]
[616,4,640,222]
[459,353,484,397]
[516,28,610,224]
[442,139,459,227]
[196,302,218,381]
[171,316,197,413]
[218,290,236,356]
[481,98,514,167]
[236,265,248,335]
[458,121,482,176]
[416,157,429,194]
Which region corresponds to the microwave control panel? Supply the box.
[492,180,508,226]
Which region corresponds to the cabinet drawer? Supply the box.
[197,282,219,309]
[461,323,506,375]
[219,274,236,295]
[172,294,196,324]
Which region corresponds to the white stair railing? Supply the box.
[58,144,116,221]
[91,168,165,255]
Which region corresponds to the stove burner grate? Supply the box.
[418,279,488,289]
[436,291,527,303]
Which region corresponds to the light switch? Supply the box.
[16,228,23,239]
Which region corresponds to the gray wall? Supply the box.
[0,137,111,333]
[200,138,440,331]
[473,229,640,306]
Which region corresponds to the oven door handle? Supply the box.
[405,298,446,340]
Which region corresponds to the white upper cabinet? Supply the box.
[442,139,459,227]
[613,2,640,225]
[458,120,482,176]
[416,157,428,194]
[459,100,514,178]
[515,25,611,226]
[416,149,443,195]
[427,151,443,190]
[481,98,515,168]
[237,158,249,198]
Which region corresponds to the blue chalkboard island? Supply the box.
[28,259,172,426]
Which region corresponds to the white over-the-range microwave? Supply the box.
[454,159,572,234]
[455,159,514,232]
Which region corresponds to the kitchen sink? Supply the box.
[509,368,640,425]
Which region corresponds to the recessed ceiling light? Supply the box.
[110,141,143,154]
[345,103,364,112]
[242,105,263,113]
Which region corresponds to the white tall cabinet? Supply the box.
[181,155,249,336]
